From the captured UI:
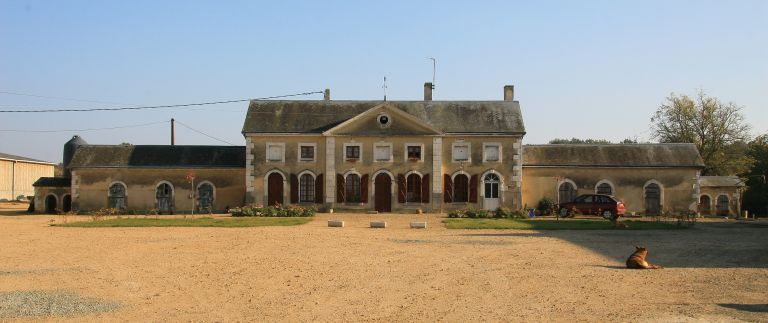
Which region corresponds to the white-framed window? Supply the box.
[298,143,317,162]
[452,142,471,162]
[483,143,501,162]
[266,142,285,162]
[343,143,363,162]
[374,142,393,162]
[404,143,424,162]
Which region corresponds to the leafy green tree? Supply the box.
[650,90,752,175]
[741,134,768,217]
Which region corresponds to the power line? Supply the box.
[0,91,323,113]
[175,120,238,146]
[0,120,168,133]
[0,90,136,106]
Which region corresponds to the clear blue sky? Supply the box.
[1,1,766,163]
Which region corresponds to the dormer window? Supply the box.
[377,113,391,128]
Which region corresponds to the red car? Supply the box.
[556,194,626,220]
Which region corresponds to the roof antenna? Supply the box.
[382,76,388,101]
[426,57,436,89]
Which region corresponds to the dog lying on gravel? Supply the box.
[626,246,663,269]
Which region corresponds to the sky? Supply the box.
[1,0,766,163]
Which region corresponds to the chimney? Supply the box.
[504,85,514,101]
[323,88,331,101]
[424,82,433,101]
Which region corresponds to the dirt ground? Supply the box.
[1,205,767,322]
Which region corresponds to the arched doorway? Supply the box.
[596,183,612,195]
[62,195,72,212]
[108,182,127,209]
[198,183,214,213]
[483,173,500,210]
[156,183,173,214]
[699,195,711,215]
[267,173,284,207]
[716,195,730,216]
[645,183,661,215]
[374,173,391,213]
[44,194,57,214]
[559,181,576,203]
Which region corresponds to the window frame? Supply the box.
[265,142,286,163]
[343,143,363,162]
[345,173,362,203]
[373,142,393,162]
[404,143,424,162]
[482,142,502,163]
[298,173,316,203]
[297,143,317,163]
[451,142,471,163]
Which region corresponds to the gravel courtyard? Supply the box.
[1,211,766,322]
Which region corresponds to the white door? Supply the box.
[483,174,500,210]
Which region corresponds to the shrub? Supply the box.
[465,208,489,219]
[536,197,555,215]
[493,207,508,218]
[448,209,465,218]
[229,204,315,217]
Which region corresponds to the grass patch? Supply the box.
[442,218,686,230]
[53,216,312,228]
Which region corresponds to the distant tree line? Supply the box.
[548,138,639,144]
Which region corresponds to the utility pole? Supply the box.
[171,118,175,145]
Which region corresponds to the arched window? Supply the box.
[299,174,315,203]
[699,195,711,215]
[716,195,730,216]
[108,182,127,209]
[596,183,612,195]
[559,181,576,203]
[345,174,361,203]
[406,173,421,203]
[198,182,214,212]
[453,174,469,203]
[484,173,500,199]
[644,183,661,215]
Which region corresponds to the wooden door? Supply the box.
[156,183,173,214]
[267,173,284,207]
[374,174,391,213]
[644,184,661,215]
[45,195,57,213]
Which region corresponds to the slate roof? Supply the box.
[241,100,525,134]
[33,177,71,187]
[523,144,705,168]
[0,152,54,165]
[699,176,745,187]
[68,145,246,168]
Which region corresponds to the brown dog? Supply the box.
[626,246,663,269]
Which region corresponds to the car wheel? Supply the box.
[602,210,614,220]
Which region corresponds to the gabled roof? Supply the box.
[700,176,745,187]
[523,143,705,168]
[68,145,246,168]
[242,100,525,135]
[0,152,54,165]
[322,103,443,136]
[33,177,70,187]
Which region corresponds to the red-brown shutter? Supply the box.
[360,174,369,203]
[397,174,406,203]
[421,174,430,204]
[443,174,453,203]
[336,174,345,203]
[469,174,479,203]
[290,174,299,203]
[314,174,324,204]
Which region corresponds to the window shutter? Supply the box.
[469,174,479,203]
[314,174,324,204]
[421,174,430,204]
[397,174,406,203]
[360,174,369,203]
[290,174,299,203]
[336,174,345,203]
[443,174,453,203]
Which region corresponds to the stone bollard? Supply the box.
[410,221,427,229]
[370,221,387,228]
[328,220,345,227]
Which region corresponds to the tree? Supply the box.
[650,90,752,175]
[741,134,768,217]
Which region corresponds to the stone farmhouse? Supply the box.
[31,84,743,216]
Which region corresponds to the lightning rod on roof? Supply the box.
[427,57,436,89]
[382,76,388,101]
